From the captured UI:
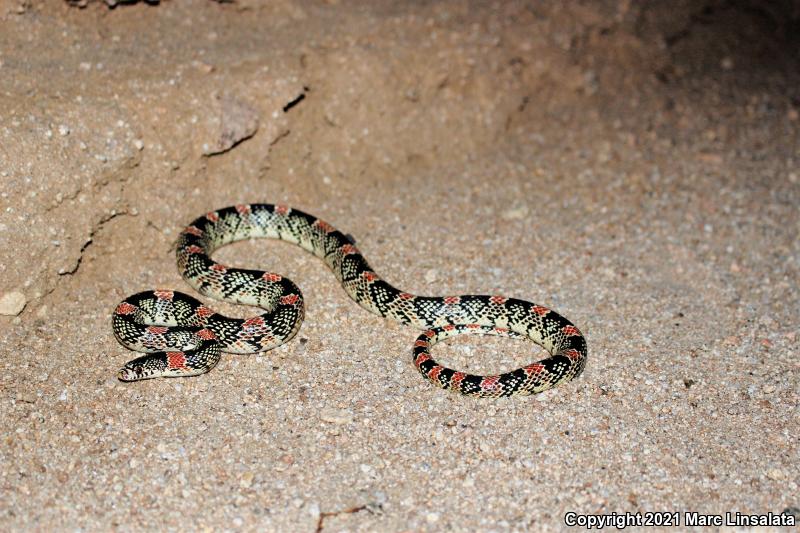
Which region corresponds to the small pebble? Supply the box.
[15,392,37,404]
[133,139,144,151]
[501,206,529,220]
[766,468,785,480]
[191,60,214,74]
[320,408,353,424]
[58,125,70,136]
[0,291,27,316]
[239,471,254,488]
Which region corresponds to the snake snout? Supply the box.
[117,366,142,382]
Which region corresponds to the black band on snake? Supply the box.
[112,203,587,397]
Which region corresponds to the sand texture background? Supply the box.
[0,0,798,531]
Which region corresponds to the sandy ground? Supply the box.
[1,0,798,531]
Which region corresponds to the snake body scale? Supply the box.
[112,203,587,397]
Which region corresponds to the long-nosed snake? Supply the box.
[112,203,587,397]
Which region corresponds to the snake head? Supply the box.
[117,353,169,381]
[118,346,219,381]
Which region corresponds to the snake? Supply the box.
[112,203,587,397]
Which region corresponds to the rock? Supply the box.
[201,94,260,156]
[0,291,26,316]
[766,468,785,480]
[319,408,353,425]
[15,392,37,404]
[239,471,254,489]
[501,206,529,220]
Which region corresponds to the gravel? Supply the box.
[0,1,798,531]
